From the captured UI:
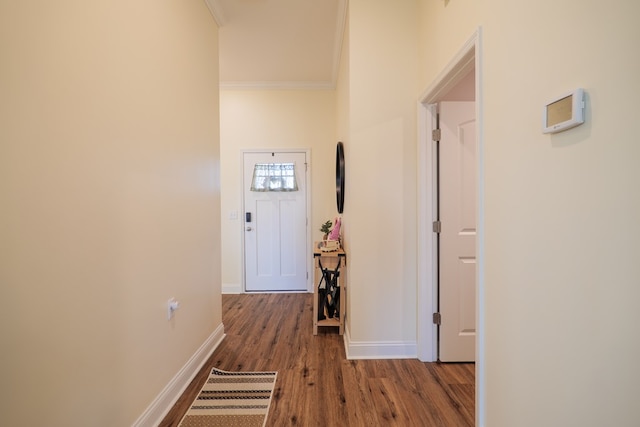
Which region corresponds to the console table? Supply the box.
[313,242,347,335]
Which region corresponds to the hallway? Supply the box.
[160,293,474,426]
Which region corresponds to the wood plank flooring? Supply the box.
[160,293,474,427]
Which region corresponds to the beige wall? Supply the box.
[419,0,640,425]
[336,12,350,147]
[6,0,637,425]
[0,1,222,425]
[219,90,337,291]
[340,0,420,347]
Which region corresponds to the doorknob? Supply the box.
[246,226,252,231]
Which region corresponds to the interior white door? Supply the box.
[243,151,307,291]
[439,101,476,362]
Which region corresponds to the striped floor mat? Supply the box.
[178,368,277,427]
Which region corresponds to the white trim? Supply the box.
[418,38,476,103]
[204,0,227,27]
[132,324,226,427]
[220,81,335,91]
[222,282,242,294]
[416,102,439,363]
[218,0,348,91]
[240,148,313,293]
[416,27,484,427]
[344,328,417,360]
[475,28,486,427]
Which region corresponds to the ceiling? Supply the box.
[205,0,347,89]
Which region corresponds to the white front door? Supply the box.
[243,151,308,292]
[439,101,476,362]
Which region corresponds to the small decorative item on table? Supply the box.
[320,239,340,252]
[320,219,332,241]
[319,217,341,252]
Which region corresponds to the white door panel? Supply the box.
[244,152,307,291]
[439,101,476,362]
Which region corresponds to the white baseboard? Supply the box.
[222,282,242,294]
[132,324,226,427]
[344,327,417,360]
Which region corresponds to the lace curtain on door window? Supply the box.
[250,163,299,192]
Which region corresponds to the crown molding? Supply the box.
[215,0,347,90]
[220,80,336,91]
[204,0,227,27]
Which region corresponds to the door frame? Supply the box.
[416,28,484,425]
[240,148,313,293]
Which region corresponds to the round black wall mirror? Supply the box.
[336,141,345,214]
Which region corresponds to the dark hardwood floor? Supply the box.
[160,293,474,426]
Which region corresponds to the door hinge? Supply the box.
[305,162,308,172]
[432,220,441,233]
[433,312,441,325]
[432,128,441,142]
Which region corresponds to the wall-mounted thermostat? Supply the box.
[542,88,585,134]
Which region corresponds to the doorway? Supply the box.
[242,150,310,292]
[416,28,484,424]
[438,100,477,362]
